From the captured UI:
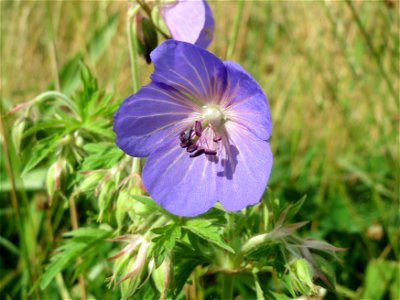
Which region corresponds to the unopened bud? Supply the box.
[289,258,316,296]
[135,12,158,63]
[11,117,33,153]
[152,256,171,297]
[293,259,314,288]
[98,180,115,221]
[78,171,105,192]
[46,159,71,205]
[73,131,84,148]
[119,240,150,283]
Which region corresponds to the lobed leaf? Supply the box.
[183,219,235,253]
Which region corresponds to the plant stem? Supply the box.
[0,105,39,298]
[126,4,143,175]
[69,194,87,300]
[17,91,79,118]
[226,0,244,60]
[127,4,141,93]
[221,273,233,300]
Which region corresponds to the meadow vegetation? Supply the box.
[1,1,398,299]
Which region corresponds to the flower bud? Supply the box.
[78,171,105,192]
[152,256,171,297]
[288,258,317,296]
[135,12,158,63]
[11,117,33,153]
[110,237,150,298]
[293,259,314,288]
[46,159,71,205]
[98,180,115,221]
[73,131,84,148]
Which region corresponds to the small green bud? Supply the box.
[293,259,314,287]
[135,13,158,63]
[287,258,317,296]
[73,131,84,148]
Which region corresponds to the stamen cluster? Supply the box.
[179,121,221,157]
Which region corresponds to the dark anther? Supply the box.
[194,121,203,137]
[180,128,193,147]
[186,144,198,153]
[213,134,222,142]
[185,128,193,141]
[190,148,205,158]
[179,131,186,143]
[180,141,190,148]
[204,149,217,155]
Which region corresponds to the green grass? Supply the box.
[1,1,399,299]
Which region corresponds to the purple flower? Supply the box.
[114,40,273,217]
[161,0,214,48]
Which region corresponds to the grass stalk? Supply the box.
[346,0,398,111]
[226,0,244,60]
[0,105,39,298]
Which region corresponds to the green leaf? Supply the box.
[57,53,83,96]
[39,227,112,289]
[131,194,170,216]
[172,258,200,296]
[151,224,181,267]
[361,259,399,300]
[81,142,124,170]
[22,120,66,138]
[276,195,307,227]
[284,195,307,223]
[253,272,266,300]
[0,168,47,192]
[87,12,119,64]
[22,135,59,175]
[183,219,234,253]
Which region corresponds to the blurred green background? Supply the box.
[1,0,399,299]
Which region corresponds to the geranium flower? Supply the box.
[114,40,273,216]
[161,0,214,48]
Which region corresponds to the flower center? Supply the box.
[202,105,225,128]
